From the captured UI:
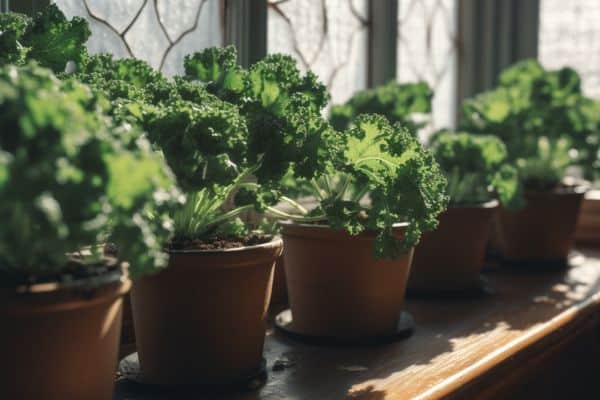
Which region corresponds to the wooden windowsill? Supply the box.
[115,248,600,399]
[576,191,600,245]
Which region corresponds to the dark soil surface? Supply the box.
[169,233,273,251]
[0,244,120,288]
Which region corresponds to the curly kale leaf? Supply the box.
[0,12,32,65]
[244,54,334,182]
[321,114,448,257]
[143,98,249,191]
[183,47,335,185]
[74,54,168,104]
[0,63,181,280]
[330,81,433,133]
[24,4,90,72]
[0,6,90,72]
[183,46,246,101]
[234,185,280,213]
[430,131,520,208]
[246,53,329,112]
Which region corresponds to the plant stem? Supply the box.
[280,196,308,214]
[266,206,326,222]
[205,204,254,228]
[355,156,398,169]
[310,178,325,200]
[335,175,351,200]
[351,185,370,203]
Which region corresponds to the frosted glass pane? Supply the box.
[267,0,369,105]
[539,0,600,98]
[54,0,222,75]
[397,0,458,132]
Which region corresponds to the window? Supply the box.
[539,0,600,98]
[397,0,458,131]
[53,0,460,127]
[54,0,223,76]
[267,0,369,105]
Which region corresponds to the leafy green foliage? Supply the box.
[280,114,448,258]
[517,137,573,191]
[183,46,246,101]
[143,98,249,190]
[184,47,337,185]
[74,53,168,102]
[90,46,334,243]
[461,59,600,187]
[0,64,182,281]
[0,13,32,65]
[329,81,433,133]
[0,4,90,73]
[430,131,521,208]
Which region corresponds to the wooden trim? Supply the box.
[576,191,600,246]
[223,0,266,67]
[416,290,600,399]
[368,0,397,87]
[457,0,540,103]
[8,0,49,14]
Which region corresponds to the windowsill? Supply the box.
[576,191,600,245]
[115,247,600,399]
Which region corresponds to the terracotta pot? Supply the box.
[496,187,586,264]
[0,272,130,400]
[131,238,283,384]
[409,200,498,291]
[119,293,136,358]
[269,255,288,308]
[575,191,600,246]
[281,222,413,337]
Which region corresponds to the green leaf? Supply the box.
[22,4,90,73]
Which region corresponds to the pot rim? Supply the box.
[526,185,588,196]
[5,267,127,295]
[167,235,283,255]
[448,199,499,209]
[278,220,409,229]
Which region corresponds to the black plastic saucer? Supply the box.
[117,352,267,391]
[406,276,493,300]
[274,309,415,346]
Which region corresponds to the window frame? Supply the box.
[10,0,540,127]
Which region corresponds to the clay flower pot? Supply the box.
[281,222,413,337]
[269,255,288,308]
[119,293,136,358]
[495,187,586,265]
[575,190,600,246]
[409,200,498,292]
[131,238,283,384]
[0,272,130,400]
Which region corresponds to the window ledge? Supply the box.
[115,248,600,399]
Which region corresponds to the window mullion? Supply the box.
[8,0,49,14]
[224,0,267,68]
[368,0,398,87]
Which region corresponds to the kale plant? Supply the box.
[461,59,600,188]
[430,131,521,208]
[79,46,334,245]
[184,47,335,184]
[275,114,449,258]
[329,81,433,133]
[0,64,182,282]
[0,4,90,73]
